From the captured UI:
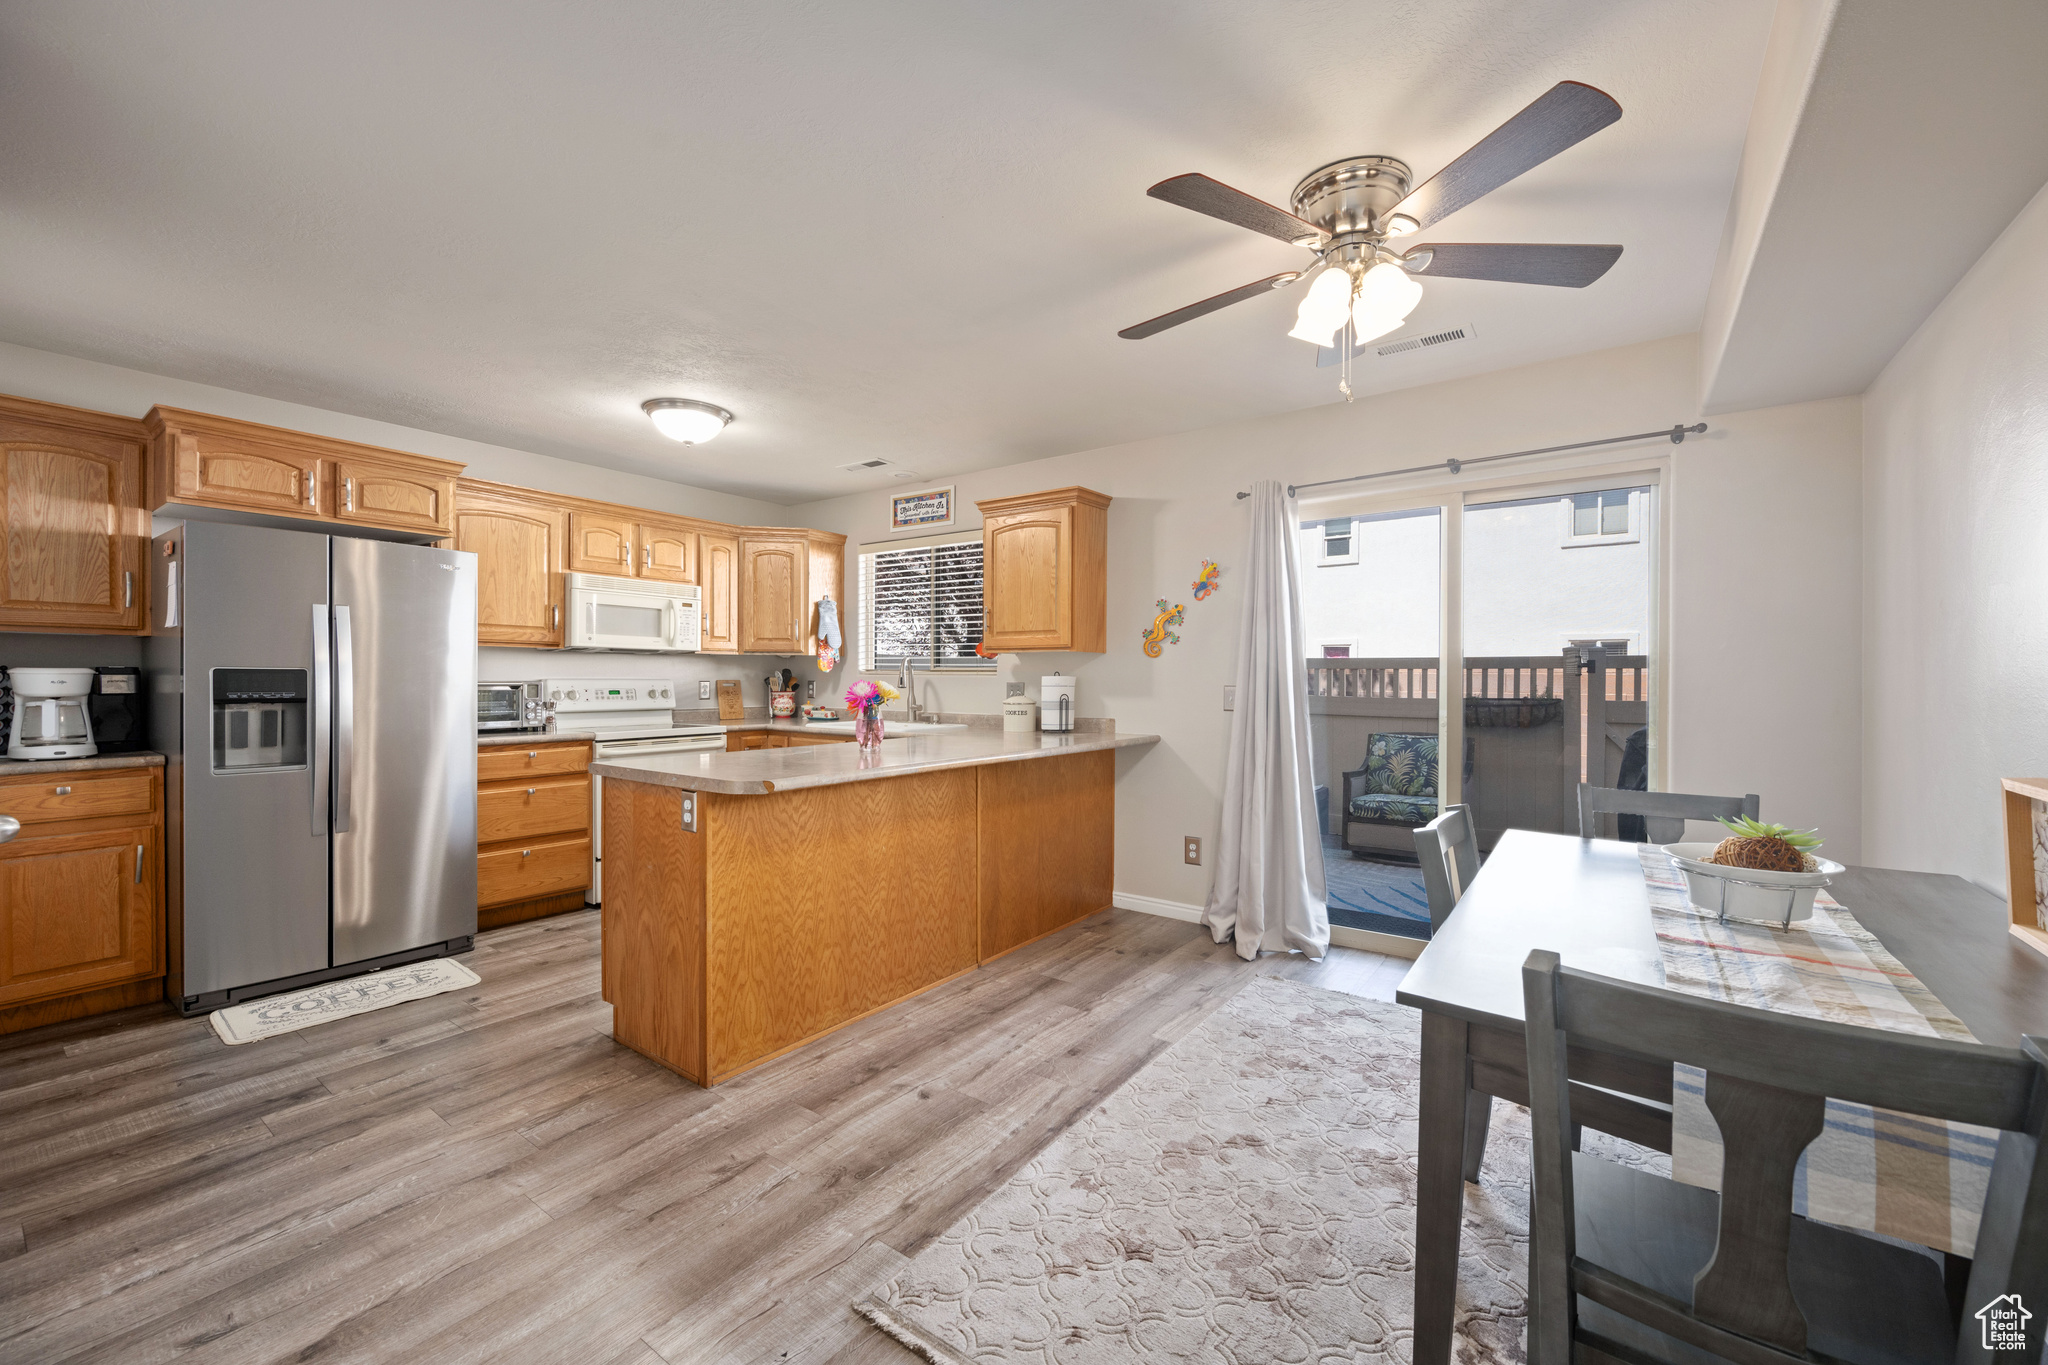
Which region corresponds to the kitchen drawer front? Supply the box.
[781,733,851,746]
[478,776,590,844]
[0,771,157,826]
[478,742,590,783]
[728,731,773,751]
[478,836,591,908]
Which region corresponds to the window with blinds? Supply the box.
[859,538,993,670]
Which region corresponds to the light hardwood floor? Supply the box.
[0,907,1407,1365]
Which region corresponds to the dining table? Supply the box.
[1394,827,2048,1365]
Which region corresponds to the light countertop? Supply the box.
[0,751,165,775]
[591,728,1158,795]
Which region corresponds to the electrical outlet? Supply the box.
[1005,682,1025,698]
[1184,836,1201,866]
[699,680,712,700]
[680,792,698,832]
[807,679,816,699]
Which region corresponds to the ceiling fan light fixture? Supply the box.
[642,398,733,445]
[1287,267,1354,346]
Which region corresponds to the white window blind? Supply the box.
[859,537,993,671]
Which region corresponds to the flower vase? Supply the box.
[855,709,884,752]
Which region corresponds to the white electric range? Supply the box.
[545,678,725,901]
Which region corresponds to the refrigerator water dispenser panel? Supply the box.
[210,668,309,773]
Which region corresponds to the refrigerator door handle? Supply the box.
[311,604,332,836]
[334,604,355,834]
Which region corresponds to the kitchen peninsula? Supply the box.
[593,728,1156,1085]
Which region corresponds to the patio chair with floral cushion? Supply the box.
[1341,732,1472,859]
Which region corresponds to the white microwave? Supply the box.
[563,572,701,653]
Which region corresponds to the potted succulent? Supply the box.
[1661,817,1845,928]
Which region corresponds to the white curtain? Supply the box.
[1203,479,1330,960]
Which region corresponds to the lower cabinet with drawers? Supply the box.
[725,730,855,751]
[477,740,594,929]
[0,765,165,1035]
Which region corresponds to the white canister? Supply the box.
[1003,695,1039,732]
[1039,673,1077,732]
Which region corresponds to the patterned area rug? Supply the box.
[855,977,1663,1364]
[208,957,480,1044]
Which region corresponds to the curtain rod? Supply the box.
[1234,423,1708,500]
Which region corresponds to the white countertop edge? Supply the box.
[590,731,1159,794]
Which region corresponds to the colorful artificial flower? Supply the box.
[843,680,899,715]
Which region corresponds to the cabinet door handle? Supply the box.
[527,751,539,758]
[54,785,71,795]
[134,844,145,883]
[344,476,355,512]
[522,849,532,857]
[124,571,134,609]
[643,546,651,567]
[527,787,537,795]
[552,604,560,631]
[304,473,315,506]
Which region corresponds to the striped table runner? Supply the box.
[1637,848,1998,1257]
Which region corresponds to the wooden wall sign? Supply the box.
[715,680,745,722]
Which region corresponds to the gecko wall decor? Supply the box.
[1192,559,1220,600]
[1141,599,1186,657]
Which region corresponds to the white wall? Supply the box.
[788,332,1867,907]
[0,340,806,709]
[1862,178,2048,891]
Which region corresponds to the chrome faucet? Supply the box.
[898,658,923,724]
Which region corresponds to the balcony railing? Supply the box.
[1307,650,1646,704]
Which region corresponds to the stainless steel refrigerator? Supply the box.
[146,521,478,1014]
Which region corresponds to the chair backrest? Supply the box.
[1576,783,1760,844]
[1411,804,1479,931]
[1521,949,2048,1365]
[1363,732,1439,797]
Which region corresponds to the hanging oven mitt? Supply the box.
[815,596,842,673]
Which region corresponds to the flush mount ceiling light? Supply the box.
[641,398,733,445]
[1117,81,1628,399]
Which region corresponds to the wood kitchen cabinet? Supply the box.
[0,394,149,634]
[453,480,567,646]
[145,407,464,537]
[977,487,1110,653]
[0,765,165,1035]
[738,534,808,654]
[566,509,638,575]
[476,740,591,930]
[698,530,740,652]
[637,521,696,583]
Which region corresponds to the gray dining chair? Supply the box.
[1521,948,2048,1365]
[1576,783,1759,844]
[1412,804,1479,934]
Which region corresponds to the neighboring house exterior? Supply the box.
[1297,486,1651,659]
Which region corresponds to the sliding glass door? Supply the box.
[1299,468,1661,937]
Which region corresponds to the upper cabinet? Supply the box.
[738,534,807,655]
[978,487,1110,653]
[697,530,740,653]
[0,395,149,634]
[737,529,844,656]
[145,407,463,538]
[453,481,566,647]
[637,521,695,583]
[566,509,637,575]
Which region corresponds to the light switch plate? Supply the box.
[680,793,698,832]
[1223,685,1235,710]
[1184,836,1201,865]
[699,680,712,700]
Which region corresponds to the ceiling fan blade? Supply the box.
[1391,81,1622,231]
[1147,173,1330,247]
[1118,271,1304,339]
[1403,243,1622,287]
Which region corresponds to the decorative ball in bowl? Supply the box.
[1660,818,1843,929]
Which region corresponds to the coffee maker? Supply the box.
[6,667,98,761]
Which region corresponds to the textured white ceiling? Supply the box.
[0,1,1774,503]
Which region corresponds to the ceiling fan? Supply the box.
[1119,81,1625,395]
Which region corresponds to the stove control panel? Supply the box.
[545,679,676,711]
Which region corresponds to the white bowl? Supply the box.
[1660,842,1845,929]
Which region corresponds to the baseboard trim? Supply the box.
[1111,892,1425,960]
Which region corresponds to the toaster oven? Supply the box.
[477,681,547,732]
